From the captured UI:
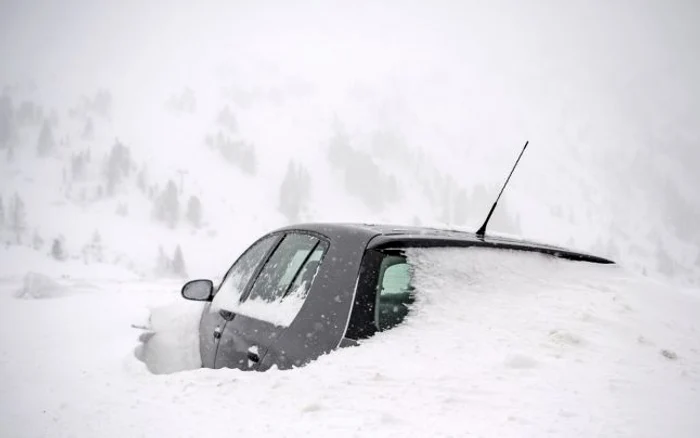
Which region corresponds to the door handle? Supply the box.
[213,326,222,339]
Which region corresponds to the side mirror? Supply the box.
[181,279,214,301]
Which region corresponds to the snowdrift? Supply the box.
[1,248,698,437]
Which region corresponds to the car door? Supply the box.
[213,232,325,370]
[199,234,279,368]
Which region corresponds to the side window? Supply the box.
[237,233,328,326]
[376,255,414,331]
[286,241,327,300]
[210,234,277,312]
[247,233,320,303]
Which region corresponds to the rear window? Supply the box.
[345,250,415,339]
[375,255,414,331]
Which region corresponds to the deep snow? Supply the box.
[1,247,698,437]
[1,2,700,437]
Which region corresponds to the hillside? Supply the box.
[0,1,699,286]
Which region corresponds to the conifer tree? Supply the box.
[104,140,132,196]
[154,180,180,228]
[186,195,202,228]
[0,94,13,149]
[279,162,311,222]
[37,119,55,156]
[172,245,187,277]
[51,238,65,261]
[9,193,26,244]
[0,195,4,228]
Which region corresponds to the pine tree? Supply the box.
[186,195,202,228]
[0,195,4,228]
[37,119,55,156]
[155,180,180,228]
[279,162,311,222]
[92,89,112,118]
[71,152,86,180]
[104,140,132,196]
[9,193,26,244]
[32,229,44,250]
[136,167,147,193]
[172,245,187,277]
[0,94,13,149]
[156,245,171,275]
[82,117,94,140]
[217,105,238,132]
[51,238,65,261]
[84,230,103,263]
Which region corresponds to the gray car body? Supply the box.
[191,223,614,371]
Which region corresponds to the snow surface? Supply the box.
[1,247,699,438]
[1,2,700,436]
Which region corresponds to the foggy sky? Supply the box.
[1,0,699,273]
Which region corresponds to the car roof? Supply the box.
[277,222,615,264]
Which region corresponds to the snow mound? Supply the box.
[14,272,69,300]
[134,300,205,374]
[1,249,699,437]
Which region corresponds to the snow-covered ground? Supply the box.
[1,248,698,438]
[1,1,699,436]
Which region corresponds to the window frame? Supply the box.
[345,248,416,340]
[213,232,283,301]
[374,255,413,331]
[239,230,331,304]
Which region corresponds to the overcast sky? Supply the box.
[2,0,699,189]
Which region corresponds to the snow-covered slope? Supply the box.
[0,2,699,435]
[1,248,698,437]
[1,1,699,286]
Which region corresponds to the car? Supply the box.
[180,222,614,371]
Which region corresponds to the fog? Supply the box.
[1,0,699,284]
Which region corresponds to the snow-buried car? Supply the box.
[181,223,614,370]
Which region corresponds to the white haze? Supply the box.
[0,0,699,283]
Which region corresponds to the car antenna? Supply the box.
[475,140,529,239]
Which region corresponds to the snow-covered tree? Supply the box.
[91,89,112,118]
[279,162,311,222]
[154,180,179,227]
[156,245,171,275]
[8,193,26,244]
[136,166,148,193]
[17,100,43,126]
[104,140,132,196]
[0,94,13,149]
[210,132,257,175]
[0,195,4,228]
[32,229,44,250]
[71,152,87,180]
[37,119,55,156]
[82,117,94,140]
[83,230,103,263]
[328,133,398,212]
[172,245,187,277]
[49,108,59,127]
[51,238,65,261]
[217,105,237,132]
[186,195,202,228]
